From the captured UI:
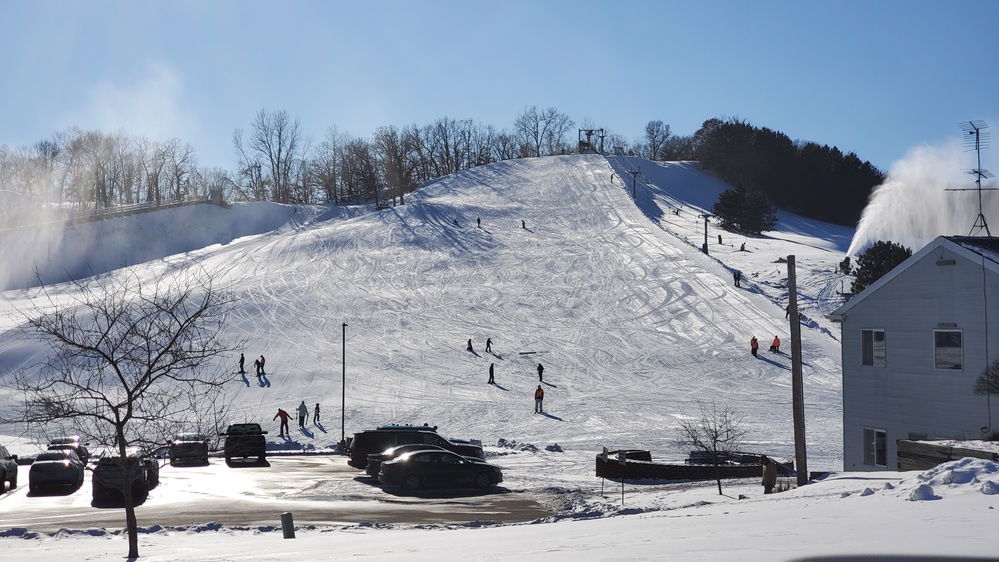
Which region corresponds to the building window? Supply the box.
[863,427,887,467]
[934,330,963,370]
[861,329,886,366]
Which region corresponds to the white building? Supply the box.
[829,236,999,471]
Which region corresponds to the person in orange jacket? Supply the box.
[534,385,545,414]
[750,336,759,358]
[771,335,781,353]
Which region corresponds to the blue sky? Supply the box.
[2,0,997,174]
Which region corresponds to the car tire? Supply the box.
[475,472,492,488]
[403,474,421,490]
[0,470,5,493]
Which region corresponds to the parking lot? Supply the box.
[0,455,551,533]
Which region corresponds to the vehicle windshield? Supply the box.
[175,433,205,441]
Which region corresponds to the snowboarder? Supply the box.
[537,363,544,382]
[258,355,266,376]
[253,357,261,377]
[734,270,741,288]
[740,242,745,251]
[534,385,544,414]
[477,217,481,228]
[313,403,321,425]
[750,337,759,358]
[771,336,781,353]
[297,401,308,428]
[239,353,245,375]
[466,338,473,352]
[274,408,292,437]
[761,454,778,494]
[785,305,791,320]
[486,338,492,353]
[488,363,495,384]
[522,219,526,229]
[453,218,459,226]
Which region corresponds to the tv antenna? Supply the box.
[947,120,996,237]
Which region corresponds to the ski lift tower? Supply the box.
[578,129,605,154]
[947,120,996,237]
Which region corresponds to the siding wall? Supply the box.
[841,243,999,470]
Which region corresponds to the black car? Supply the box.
[29,450,85,492]
[92,455,151,500]
[47,436,90,464]
[0,444,18,493]
[168,433,210,465]
[377,449,503,490]
[365,443,449,478]
[349,425,484,469]
[221,423,267,462]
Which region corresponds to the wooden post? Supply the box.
[787,255,808,486]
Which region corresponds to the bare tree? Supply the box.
[247,109,303,204]
[8,268,239,558]
[645,120,672,161]
[973,357,999,396]
[674,402,747,495]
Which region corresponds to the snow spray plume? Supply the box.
[847,138,999,256]
[0,189,67,291]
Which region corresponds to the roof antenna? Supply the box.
[947,120,996,237]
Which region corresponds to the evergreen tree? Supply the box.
[851,240,912,294]
[712,185,778,235]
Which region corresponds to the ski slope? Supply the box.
[1,153,847,472]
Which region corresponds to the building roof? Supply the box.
[829,235,999,321]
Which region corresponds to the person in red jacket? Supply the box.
[750,337,759,358]
[534,385,545,414]
[274,408,291,438]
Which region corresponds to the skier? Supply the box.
[771,336,781,353]
[477,217,481,228]
[239,353,245,375]
[259,355,266,376]
[466,338,474,352]
[522,219,526,229]
[750,336,759,358]
[534,385,545,414]
[274,408,292,437]
[297,401,308,428]
[537,363,544,382]
[734,270,741,288]
[486,338,492,353]
[785,305,791,320]
[253,357,261,377]
[313,403,321,425]
[488,363,495,384]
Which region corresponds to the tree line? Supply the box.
[693,117,885,226]
[0,110,880,228]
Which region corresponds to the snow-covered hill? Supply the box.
[5,154,999,561]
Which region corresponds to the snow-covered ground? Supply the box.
[1,154,996,560]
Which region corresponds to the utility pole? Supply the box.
[341,322,347,450]
[626,169,638,199]
[787,255,808,486]
[698,214,711,254]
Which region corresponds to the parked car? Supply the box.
[29,450,85,492]
[0,444,18,493]
[92,455,151,500]
[221,423,267,463]
[365,444,449,478]
[168,433,210,465]
[349,425,484,469]
[377,449,503,491]
[47,436,90,464]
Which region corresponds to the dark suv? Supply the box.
[0,444,18,493]
[48,436,91,464]
[168,433,210,465]
[222,423,267,463]
[92,453,158,500]
[348,425,484,469]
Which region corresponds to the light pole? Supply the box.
[341,322,347,451]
